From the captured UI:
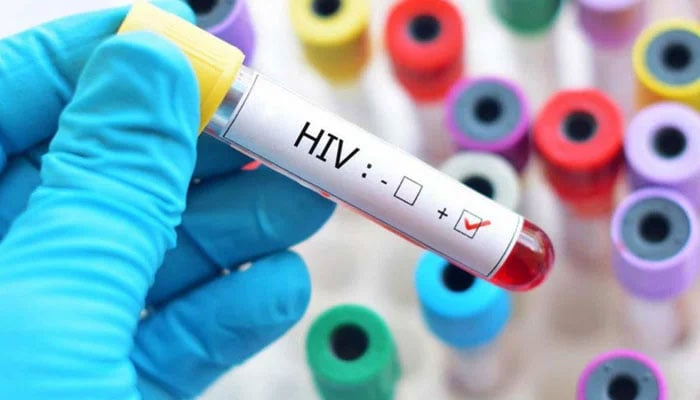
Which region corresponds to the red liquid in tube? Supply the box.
[490,219,555,290]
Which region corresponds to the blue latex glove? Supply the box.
[0,1,335,399]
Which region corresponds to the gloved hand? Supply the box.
[0,1,335,399]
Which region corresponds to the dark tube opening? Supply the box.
[331,324,369,361]
[474,96,502,124]
[639,212,670,243]
[654,126,686,158]
[663,42,692,71]
[563,111,597,142]
[608,374,639,400]
[410,14,441,42]
[313,0,341,17]
[462,175,495,199]
[188,0,217,14]
[442,263,476,292]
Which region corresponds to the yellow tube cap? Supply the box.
[290,0,371,83]
[118,1,245,133]
[633,19,700,110]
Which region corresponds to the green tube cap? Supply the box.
[492,0,563,34]
[306,304,401,400]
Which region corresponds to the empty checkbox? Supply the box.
[394,176,423,206]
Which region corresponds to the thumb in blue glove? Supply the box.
[0,2,335,399]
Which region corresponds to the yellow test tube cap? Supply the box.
[290,0,371,83]
[118,1,245,133]
[633,19,700,111]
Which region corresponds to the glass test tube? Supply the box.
[576,0,645,49]
[444,77,532,174]
[576,349,667,400]
[611,188,699,352]
[533,89,624,268]
[118,1,555,291]
[580,0,645,121]
[439,152,522,212]
[289,0,375,133]
[625,102,700,208]
[306,304,401,400]
[632,19,700,111]
[415,252,513,396]
[188,0,256,65]
[384,0,465,165]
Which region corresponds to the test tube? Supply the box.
[633,19,700,111]
[289,0,370,84]
[611,188,699,352]
[490,0,562,105]
[440,152,521,212]
[533,89,624,267]
[576,0,645,49]
[580,0,645,118]
[625,102,700,208]
[118,1,555,291]
[306,304,401,400]
[445,77,531,173]
[383,0,465,165]
[186,0,255,63]
[289,0,375,133]
[384,0,464,102]
[415,252,513,395]
[576,350,667,400]
[491,0,562,35]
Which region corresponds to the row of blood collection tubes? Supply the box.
[287,1,700,399]
[186,0,698,398]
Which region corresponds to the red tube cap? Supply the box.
[385,0,464,102]
[533,89,624,215]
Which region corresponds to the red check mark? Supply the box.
[464,217,491,231]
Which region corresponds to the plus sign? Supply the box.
[437,208,448,219]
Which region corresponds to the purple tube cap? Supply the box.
[625,102,700,205]
[577,0,644,48]
[576,349,666,400]
[577,0,641,12]
[445,76,530,171]
[611,187,700,300]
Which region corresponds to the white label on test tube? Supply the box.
[222,73,523,277]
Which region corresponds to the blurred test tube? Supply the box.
[444,77,532,174]
[415,252,514,396]
[576,349,667,400]
[289,0,375,131]
[576,0,646,119]
[610,188,699,353]
[632,19,700,112]
[625,102,700,209]
[533,89,625,270]
[384,0,465,165]
[490,0,564,106]
[187,0,257,64]
[306,304,401,400]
